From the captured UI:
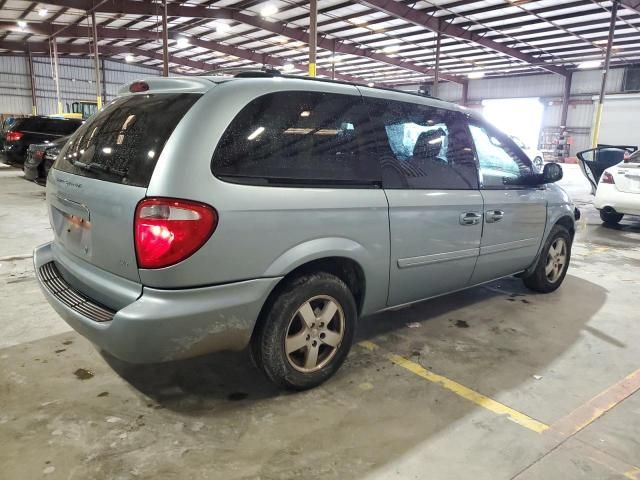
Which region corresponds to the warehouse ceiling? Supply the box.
[0,0,640,86]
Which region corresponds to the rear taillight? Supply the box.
[5,131,23,142]
[134,198,217,269]
[601,172,615,184]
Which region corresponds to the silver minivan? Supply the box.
[35,73,576,390]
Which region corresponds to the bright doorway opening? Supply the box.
[482,97,544,149]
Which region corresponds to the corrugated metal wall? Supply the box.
[468,74,566,100]
[0,55,633,154]
[398,68,633,155]
[0,56,32,115]
[0,55,160,116]
[402,68,627,103]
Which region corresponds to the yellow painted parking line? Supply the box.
[358,341,549,433]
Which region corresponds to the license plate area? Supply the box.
[51,205,93,258]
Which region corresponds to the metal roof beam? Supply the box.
[38,0,463,83]
[621,0,640,13]
[355,0,570,77]
[0,34,362,83]
[0,40,207,70]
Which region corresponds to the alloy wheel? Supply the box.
[545,237,567,283]
[284,295,345,373]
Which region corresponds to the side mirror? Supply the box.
[542,162,563,183]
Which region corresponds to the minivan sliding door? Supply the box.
[363,96,483,306]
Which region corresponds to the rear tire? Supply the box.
[523,224,572,293]
[252,272,357,390]
[600,209,623,225]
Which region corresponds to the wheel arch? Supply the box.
[263,255,367,316]
[554,214,576,240]
[251,255,368,353]
[522,211,575,277]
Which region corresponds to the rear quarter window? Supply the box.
[211,91,381,186]
[54,93,201,187]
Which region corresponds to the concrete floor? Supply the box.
[1,163,639,480]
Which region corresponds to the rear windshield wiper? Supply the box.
[70,159,128,178]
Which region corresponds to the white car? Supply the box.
[577,147,640,225]
[511,135,544,171]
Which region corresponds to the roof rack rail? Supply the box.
[276,74,443,101]
[196,66,281,77]
[196,69,443,102]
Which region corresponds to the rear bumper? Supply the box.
[0,149,23,164]
[23,162,39,181]
[34,242,281,363]
[594,186,640,216]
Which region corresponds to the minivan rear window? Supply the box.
[54,93,201,187]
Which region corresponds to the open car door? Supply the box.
[576,147,628,194]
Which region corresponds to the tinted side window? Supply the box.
[18,117,46,132]
[469,123,533,188]
[43,119,82,135]
[212,91,380,186]
[365,98,478,190]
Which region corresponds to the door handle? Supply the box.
[459,212,482,226]
[485,209,504,223]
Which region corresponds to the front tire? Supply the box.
[600,209,623,225]
[523,225,572,293]
[252,272,357,390]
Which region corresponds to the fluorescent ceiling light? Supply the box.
[38,8,48,17]
[215,22,231,34]
[577,60,602,69]
[176,37,190,48]
[282,63,294,72]
[17,20,27,29]
[125,54,135,63]
[247,126,265,140]
[468,71,485,79]
[383,45,399,53]
[300,111,311,117]
[367,82,375,87]
[261,3,278,17]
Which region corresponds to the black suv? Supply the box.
[1,116,82,164]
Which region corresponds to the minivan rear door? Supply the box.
[49,92,202,282]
